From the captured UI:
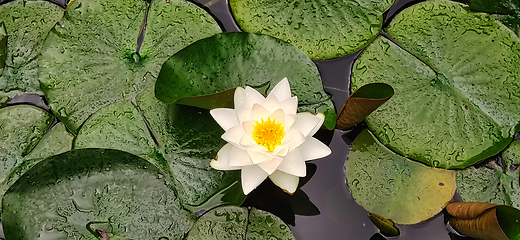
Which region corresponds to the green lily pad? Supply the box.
[155,32,336,129]
[0,20,6,77]
[1,148,197,239]
[38,0,221,134]
[457,140,520,208]
[466,0,519,14]
[0,0,63,98]
[351,0,520,169]
[0,105,52,187]
[346,129,457,225]
[229,0,395,60]
[186,206,294,240]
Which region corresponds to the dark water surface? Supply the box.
[2,0,476,239]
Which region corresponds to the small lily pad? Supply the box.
[38,0,221,133]
[2,148,197,240]
[351,0,520,168]
[346,129,456,224]
[457,140,520,208]
[229,0,395,60]
[186,206,295,240]
[155,32,336,129]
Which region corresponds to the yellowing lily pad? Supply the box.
[346,129,456,225]
[38,0,221,133]
[351,0,520,169]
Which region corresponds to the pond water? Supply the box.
[1,0,490,239]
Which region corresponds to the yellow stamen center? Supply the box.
[252,117,285,152]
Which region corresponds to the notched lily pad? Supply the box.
[346,129,456,224]
[2,148,197,240]
[351,0,520,169]
[155,32,336,129]
[229,0,395,60]
[38,0,221,133]
[457,140,520,208]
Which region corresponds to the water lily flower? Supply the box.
[210,78,332,195]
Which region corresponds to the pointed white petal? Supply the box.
[239,133,257,149]
[250,103,270,122]
[234,87,246,109]
[279,96,298,115]
[269,77,292,102]
[277,149,306,177]
[244,86,265,109]
[236,108,252,124]
[262,93,281,113]
[283,114,296,130]
[221,125,245,146]
[286,129,306,152]
[241,165,269,195]
[272,144,289,157]
[269,170,299,194]
[291,113,323,137]
[210,108,238,131]
[268,109,285,125]
[210,144,242,170]
[242,120,256,136]
[307,113,325,137]
[247,150,273,164]
[258,157,283,175]
[228,145,254,166]
[298,137,331,161]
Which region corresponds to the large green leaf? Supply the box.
[346,129,456,224]
[0,0,63,99]
[0,105,52,188]
[464,0,520,37]
[1,148,197,240]
[457,140,520,208]
[351,0,520,169]
[155,32,336,129]
[229,0,395,60]
[186,206,295,240]
[38,0,221,133]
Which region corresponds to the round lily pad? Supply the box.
[229,0,395,60]
[38,0,221,133]
[457,140,520,208]
[351,0,520,169]
[155,32,336,129]
[346,129,457,225]
[2,148,197,240]
[0,0,63,97]
[186,206,294,240]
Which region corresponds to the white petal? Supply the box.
[244,86,265,109]
[298,137,331,161]
[272,144,289,157]
[250,103,270,122]
[279,96,298,115]
[286,129,306,152]
[269,77,292,102]
[247,150,273,164]
[283,114,296,130]
[236,108,252,124]
[221,125,245,146]
[307,113,325,137]
[277,149,306,177]
[210,108,238,131]
[234,87,246,109]
[228,145,254,166]
[258,157,284,175]
[291,113,323,137]
[242,120,256,136]
[269,170,299,194]
[262,93,281,113]
[241,165,269,195]
[210,143,241,170]
[268,109,285,124]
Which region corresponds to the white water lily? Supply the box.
[210,78,331,195]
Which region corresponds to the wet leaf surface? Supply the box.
[0,0,63,99]
[351,0,520,169]
[229,0,395,60]
[155,32,336,129]
[1,149,197,240]
[457,140,520,208]
[38,0,221,133]
[346,129,456,225]
[186,206,295,240]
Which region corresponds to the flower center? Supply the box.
[252,117,285,152]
